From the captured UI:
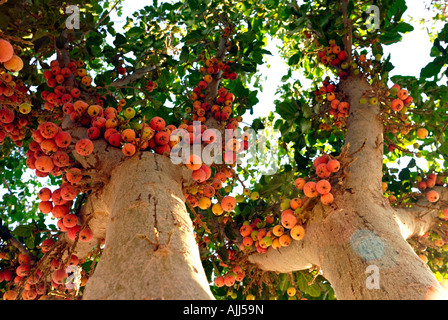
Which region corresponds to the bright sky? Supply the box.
[384,0,445,77]
[250,0,444,121]
[107,0,444,122]
[381,0,446,172]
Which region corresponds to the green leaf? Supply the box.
[379,31,402,45]
[179,45,190,64]
[302,106,313,119]
[420,56,447,78]
[82,260,93,274]
[260,49,272,56]
[398,168,411,181]
[440,142,448,155]
[288,53,302,66]
[258,176,284,196]
[431,39,445,57]
[127,27,144,38]
[395,22,414,33]
[281,68,292,82]
[296,271,321,297]
[296,272,309,293]
[300,119,312,134]
[247,91,259,107]
[216,246,229,263]
[26,236,35,250]
[276,102,298,119]
[232,79,249,97]
[224,223,237,241]
[13,225,34,238]
[278,273,290,291]
[187,0,200,10]
[113,33,127,47]
[319,15,329,28]
[279,121,292,136]
[279,6,291,20]
[307,283,322,297]
[438,23,448,42]
[408,158,417,168]
[33,35,51,53]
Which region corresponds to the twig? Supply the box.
[435,116,448,143]
[107,65,158,88]
[346,139,367,159]
[235,173,246,189]
[0,217,37,260]
[186,201,212,234]
[1,177,12,194]
[384,136,415,155]
[87,242,103,279]
[308,265,321,286]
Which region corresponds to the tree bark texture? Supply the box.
[78,152,213,299]
[248,75,448,300]
[59,121,214,300]
[80,152,214,300]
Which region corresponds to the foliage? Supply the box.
[0,0,448,300]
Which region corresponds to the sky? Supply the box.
[381,1,446,172]
[105,0,444,123]
[0,0,445,221]
[383,0,444,77]
[248,0,445,122]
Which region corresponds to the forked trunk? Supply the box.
[81,153,214,300]
[248,75,448,299]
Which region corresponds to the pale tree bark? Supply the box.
[52,32,229,299]
[248,75,448,300]
[74,33,232,299]
[59,123,214,300]
[81,152,214,300]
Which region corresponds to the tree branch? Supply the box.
[204,25,232,131]
[204,32,231,107]
[394,186,448,240]
[1,176,12,194]
[341,0,353,60]
[0,217,36,260]
[106,65,158,88]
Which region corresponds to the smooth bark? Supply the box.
[248,75,448,300]
[81,152,214,300]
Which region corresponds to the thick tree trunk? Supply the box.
[53,33,229,300]
[59,121,214,300]
[80,153,214,300]
[248,75,448,299]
